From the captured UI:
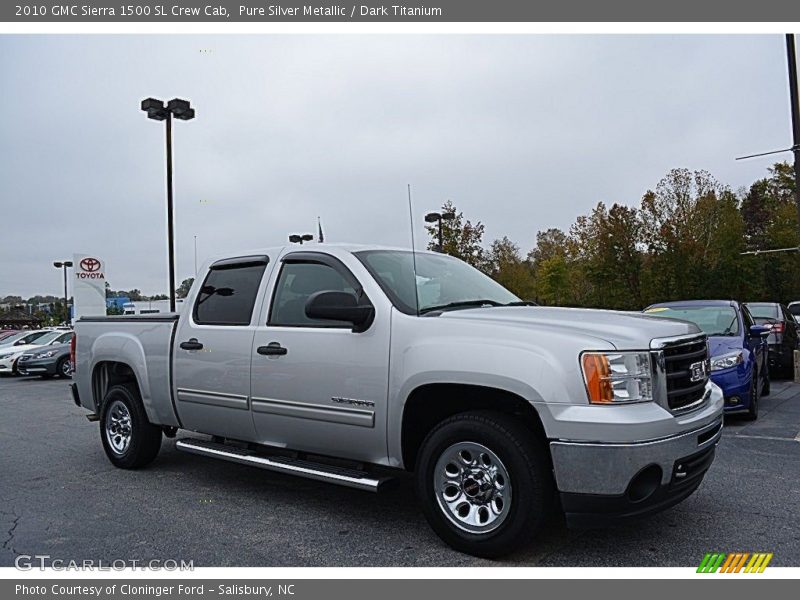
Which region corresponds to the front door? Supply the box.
[173,255,272,440]
[249,252,390,464]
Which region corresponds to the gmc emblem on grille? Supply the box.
[690,360,707,382]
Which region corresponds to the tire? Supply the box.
[745,370,759,421]
[761,365,771,397]
[99,383,162,469]
[56,356,72,379]
[414,411,553,558]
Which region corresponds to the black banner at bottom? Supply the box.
[2,579,796,600]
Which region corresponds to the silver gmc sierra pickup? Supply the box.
[72,244,723,557]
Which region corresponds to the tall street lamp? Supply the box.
[289,234,314,245]
[141,97,196,312]
[53,261,73,325]
[424,211,456,253]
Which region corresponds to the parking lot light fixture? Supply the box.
[140,97,196,313]
[289,234,314,245]
[425,210,456,253]
[53,260,73,326]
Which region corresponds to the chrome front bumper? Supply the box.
[550,416,723,496]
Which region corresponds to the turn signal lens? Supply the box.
[581,351,654,405]
[582,353,613,403]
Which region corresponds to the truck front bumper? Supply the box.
[550,415,722,527]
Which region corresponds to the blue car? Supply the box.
[644,300,770,420]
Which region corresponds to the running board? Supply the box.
[175,438,390,492]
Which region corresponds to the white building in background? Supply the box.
[122,299,185,315]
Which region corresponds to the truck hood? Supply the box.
[438,306,701,349]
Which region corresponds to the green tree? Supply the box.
[536,255,570,305]
[570,202,643,309]
[425,200,486,269]
[638,168,728,303]
[486,237,535,299]
[176,278,195,299]
[740,162,800,303]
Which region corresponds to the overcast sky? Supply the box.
[0,34,792,297]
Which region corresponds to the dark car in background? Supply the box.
[744,302,799,379]
[16,331,74,379]
[644,300,769,419]
[788,301,800,321]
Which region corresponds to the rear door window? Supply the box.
[193,259,268,326]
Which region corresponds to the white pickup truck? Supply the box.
[72,244,723,557]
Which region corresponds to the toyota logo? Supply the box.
[80,257,101,272]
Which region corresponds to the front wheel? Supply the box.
[415,411,553,558]
[56,356,72,379]
[745,370,759,421]
[99,383,162,468]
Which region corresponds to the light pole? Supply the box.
[424,211,456,253]
[786,34,800,231]
[289,234,314,245]
[141,97,196,312]
[53,261,73,326]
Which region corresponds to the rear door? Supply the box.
[173,255,272,440]
[249,251,391,464]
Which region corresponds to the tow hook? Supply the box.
[163,426,178,438]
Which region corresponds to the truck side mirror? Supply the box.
[305,291,375,333]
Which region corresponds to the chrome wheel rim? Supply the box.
[61,359,72,377]
[434,441,512,534]
[105,400,132,455]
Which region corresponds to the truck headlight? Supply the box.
[581,351,654,404]
[710,351,743,371]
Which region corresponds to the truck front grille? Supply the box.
[663,338,709,410]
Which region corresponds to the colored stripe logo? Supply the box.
[697,552,773,573]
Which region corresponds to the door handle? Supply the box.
[179,338,204,351]
[257,342,287,356]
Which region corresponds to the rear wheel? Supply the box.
[761,364,771,396]
[99,383,162,468]
[415,411,553,558]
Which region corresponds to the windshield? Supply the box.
[644,305,740,336]
[355,250,520,314]
[746,303,780,320]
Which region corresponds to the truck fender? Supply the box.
[88,332,159,424]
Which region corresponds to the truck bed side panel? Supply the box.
[75,315,180,427]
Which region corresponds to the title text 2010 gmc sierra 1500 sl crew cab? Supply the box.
[71,244,723,557]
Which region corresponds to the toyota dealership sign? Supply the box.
[73,253,107,318]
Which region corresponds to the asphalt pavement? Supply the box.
[1,375,798,567]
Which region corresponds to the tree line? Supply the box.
[427,162,800,310]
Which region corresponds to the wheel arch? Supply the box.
[399,383,549,471]
[91,361,144,415]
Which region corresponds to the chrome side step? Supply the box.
[175,438,390,492]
